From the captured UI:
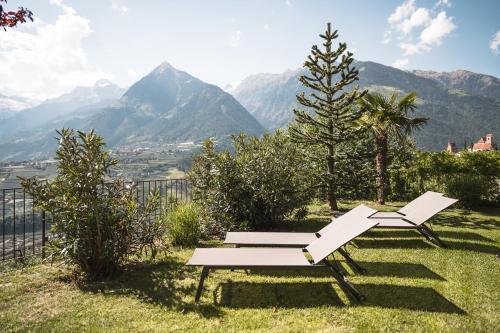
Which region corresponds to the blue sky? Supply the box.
[0,0,499,99]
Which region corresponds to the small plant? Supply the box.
[164,202,201,247]
[293,207,309,221]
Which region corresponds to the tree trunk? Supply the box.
[327,144,338,212]
[375,133,388,205]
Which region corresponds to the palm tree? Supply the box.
[357,91,428,205]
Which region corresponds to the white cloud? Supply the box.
[263,23,270,31]
[436,0,451,7]
[420,11,455,45]
[0,0,109,99]
[382,30,392,44]
[398,7,431,34]
[385,1,456,56]
[110,0,129,14]
[388,0,416,24]
[285,0,292,7]
[127,68,137,76]
[229,30,242,47]
[489,30,500,54]
[392,58,409,69]
[50,0,76,15]
[401,11,456,55]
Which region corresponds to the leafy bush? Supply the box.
[444,174,494,209]
[21,129,162,279]
[189,131,314,236]
[164,202,201,247]
[392,151,499,208]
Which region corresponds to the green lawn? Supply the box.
[1,202,499,332]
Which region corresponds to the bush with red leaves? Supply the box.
[0,0,33,31]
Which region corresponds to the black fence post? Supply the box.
[41,210,46,259]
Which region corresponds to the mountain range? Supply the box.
[231,61,500,151]
[0,79,125,141]
[0,63,264,161]
[0,61,498,161]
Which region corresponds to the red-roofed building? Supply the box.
[472,133,495,152]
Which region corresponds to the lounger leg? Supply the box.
[322,259,366,302]
[337,248,367,274]
[195,267,210,302]
[417,225,447,248]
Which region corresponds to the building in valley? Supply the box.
[472,133,495,152]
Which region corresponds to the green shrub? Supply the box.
[293,207,309,221]
[444,174,498,209]
[21,129,162,279]
[164,202,201,247]
[189,131,314,236]
[390,151,499,208]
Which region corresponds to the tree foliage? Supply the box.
[290,22,367,211]
[189,131,314,236]
[21,129,163,279]
[357,91,427,204]
[0,0,32,31]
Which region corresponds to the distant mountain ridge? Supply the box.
[0,79,125,140]
[84,62,265,148]
[412,69,500,102]
[0,63,265,161]
[231,61,500,151]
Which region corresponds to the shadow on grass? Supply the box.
[213,281,464,314]
[362,229,495,243]
[354,238,499,254]
[242,261,444,280]
[362,229,422,238]
[353,239,435,249]
[357,284,466,314]
[431,212,500,230]
[444,241,500,255]
[75,257,222,318]
[244,267,333,278]
[272,217,331,233]
[356,262,446,280]
[215,281,344,308]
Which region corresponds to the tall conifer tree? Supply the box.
[290,22,367,212]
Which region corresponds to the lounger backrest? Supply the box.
[404,196,458,226]
[306,205,378,264]
[398,191,443,216]
[318,204,376,235]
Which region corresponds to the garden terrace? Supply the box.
[1,201,498,332]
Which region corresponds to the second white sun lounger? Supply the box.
[370,195,458,247]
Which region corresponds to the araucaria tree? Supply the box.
[290,22,367,212]
[357,91,428,205]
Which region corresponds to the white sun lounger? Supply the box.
[370,194,458,247]
[187,205,378,302]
